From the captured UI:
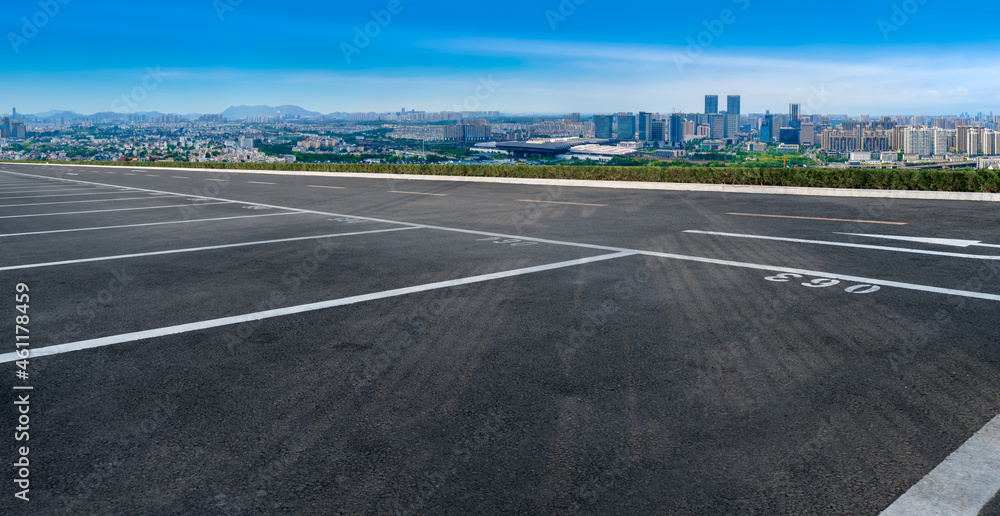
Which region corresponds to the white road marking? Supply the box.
[836,233,984,248]
[838,233,1000,249]
[640,249,1000,302]
[881,414,1000,516]
[0,201,233,219]
[0,187,122,195]
[249,181,277,185]
[727,212,907,225]
[389,190,448,196]
[0,191,152,201]
[684,230,1000,260]
[0,195,174,208]
[307,185,345,189]
[0,251,635,364]
[0,227,421,271]
[0,212,304,238]
[5,170,1000,303]
[517,199,608,207]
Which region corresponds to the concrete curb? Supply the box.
[22,162,1000,202]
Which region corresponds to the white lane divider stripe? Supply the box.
[0,251,636,364]
[0,191,152,201]
[684,230,1000,260]
[881,414,1000,516]
[0,195,175,208]
[6,171,1000,302]
[0,226,421,271]
[640,249,1000,302]
[0,201,233,219]
[0,212,305,238]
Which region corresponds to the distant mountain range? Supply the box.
[221,105,324,119]
[19,105,324,120]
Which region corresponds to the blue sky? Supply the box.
[2,0,997,116]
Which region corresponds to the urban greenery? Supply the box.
[18,160,1000,193]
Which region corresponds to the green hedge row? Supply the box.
[17,160,1000,193]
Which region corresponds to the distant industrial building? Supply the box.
[495,137,609,159]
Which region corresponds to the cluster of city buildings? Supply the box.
[4,98,1000,167]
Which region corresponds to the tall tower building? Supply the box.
[616,113,636,141]
[789,103,801,121]
[594,115,614,139]
[638,112,652,141]
[669,113,685,144]
[760,111,774,142]
[705,95,719,115]
[727,96,740,116]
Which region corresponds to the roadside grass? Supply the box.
[14,161,1000,193]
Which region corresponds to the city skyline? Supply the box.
[3,1,998,115]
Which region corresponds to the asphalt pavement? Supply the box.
[1,163,999,515]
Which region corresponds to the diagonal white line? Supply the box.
[684,230,1000,260]
[0,201,232,219]
[0,195,174,208]
[0,226,421,271]
[0,212,305,238]
[881,414,1000,516]
[0,251,636,363]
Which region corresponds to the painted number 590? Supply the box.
[765,274,880,295]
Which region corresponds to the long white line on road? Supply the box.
[727,212,908,225]
[837,233,1000,249]
[0,201,234,219]
[0,212,305,238]
[0,226,421,271]
[0,195,175,208]
[881,414,1000,516]
[0,187,122,194]
[639,249,1000,302]
[684,230,1000,260]
[0,251,636,363]
[0,190,156,201]
[4,170,1000,303]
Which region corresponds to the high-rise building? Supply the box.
[616,113,636,140]
[669,113,685,144]
[789,104,801,121]
[705,95,719,115]
[760,111,773,142]
[799,122,815,146]
[650,119,666,142]
[708,114,725,139]
[727,96,740,117]
[779,127,800,145]
[594,115,614,139]
[638,112,652,141]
